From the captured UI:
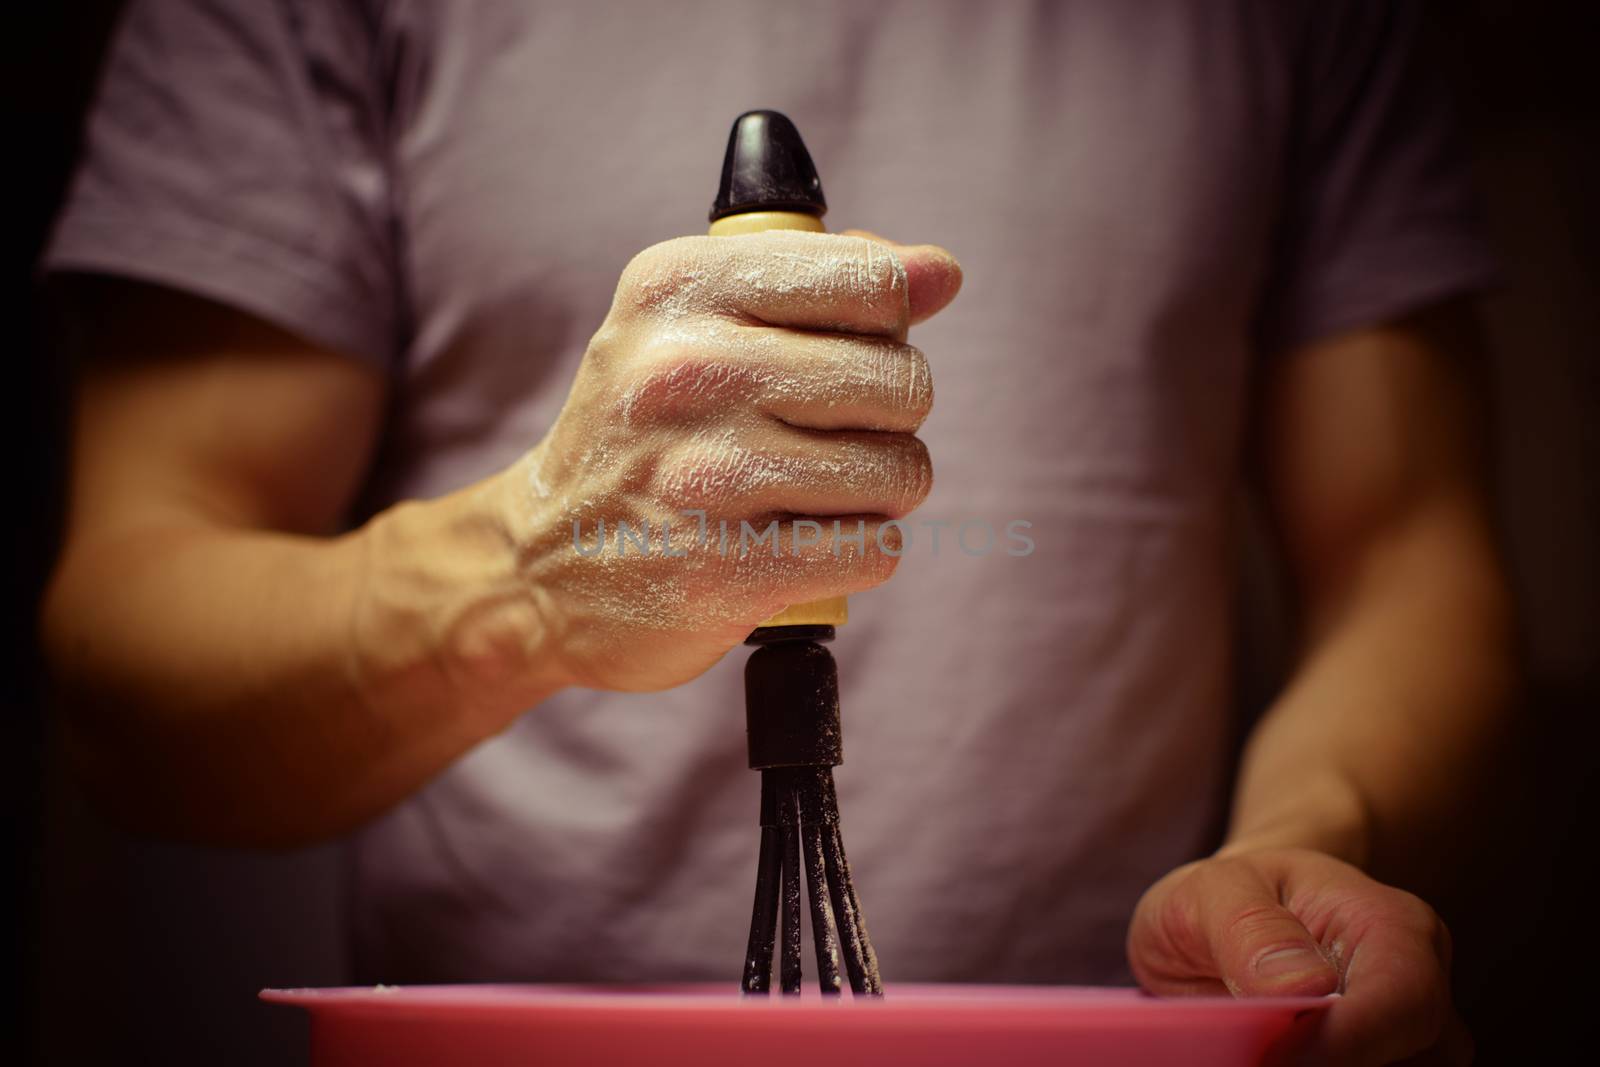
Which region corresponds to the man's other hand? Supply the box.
[1127,848,1472,1066]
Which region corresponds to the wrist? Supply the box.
[349,480,569,741]
[1217,772,1373,869]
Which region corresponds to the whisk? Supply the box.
[703,111,884,997]
[740,625,881,996]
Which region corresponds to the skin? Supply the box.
[43,231,961,845]
[44,235,1511,1064]
[1127,303,1514,1066]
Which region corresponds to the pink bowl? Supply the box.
[260,983,1329,1066]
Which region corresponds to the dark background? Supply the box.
[8,4,1596,1065]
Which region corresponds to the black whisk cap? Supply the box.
[710,110,827,222]
[744,638,842,770]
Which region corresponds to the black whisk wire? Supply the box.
[739,626,881,998]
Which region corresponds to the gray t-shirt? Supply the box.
[48,0,1493,985]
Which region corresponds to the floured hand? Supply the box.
[488,230,962,692]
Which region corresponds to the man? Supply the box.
[43,2,1513,1063]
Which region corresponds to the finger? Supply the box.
[1127,858,1341,999]
[1305,920,1455,1067]
[625,232,959,337]
[614,327,929,433]
[752,330,932,432]
[626,231,906,336]
[1127,863,1231,996]
[841,229,963,324]
[658,426,931,519]
[682,514,906,615]
[765,428,932,518]
[1190,860,1343,998]
[611,513,904,642]
[714,231,923,336]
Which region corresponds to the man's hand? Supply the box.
[1129,847,1472,1066]
[45,234,960,845]
[483,230,962,693]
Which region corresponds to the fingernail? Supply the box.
[1255,946,1326,979]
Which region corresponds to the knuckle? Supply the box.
[656,431,759,510]
[858,340,932,428]
[902,343,934,422]
[891,435,934,510]
[617,340,750,424]
[849,434,930,515]
[859,539,902,584]
[584,320,627,359]
[618,236,712,311]
[632,334,696,370]
[1220,902,1290,945]
[617,243,667,295]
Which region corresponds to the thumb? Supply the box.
[840,228,963,325]
[1197,862,1342,998]
[1132,857,1342,1000]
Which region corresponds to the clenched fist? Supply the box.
[488,229,962,693]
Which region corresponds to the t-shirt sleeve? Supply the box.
[1256,1,1498,354]
[43,0,399,369]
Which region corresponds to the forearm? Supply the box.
[1220,494,1517,889]
[42,467,564,847]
